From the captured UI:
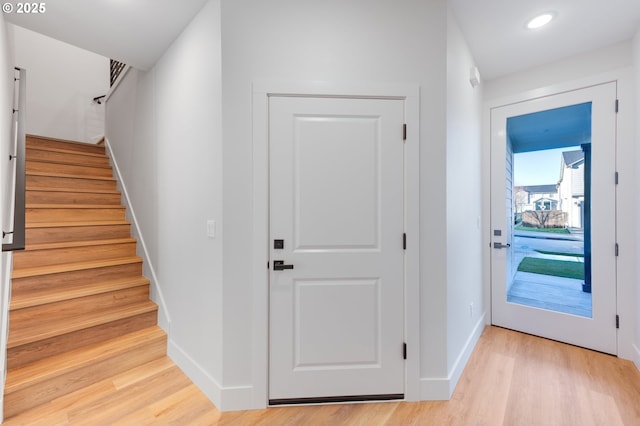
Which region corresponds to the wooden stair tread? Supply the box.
[10,276,149,310]
[26,187,120,195]
[26,220,131,229]
[26,170,115,181]
[26,135,105,153]
[26,145,108,158]
[7,301,158,349]
[25,237,136,251]
[27,146,109,160]
[12,256,143,279]
[26,204,125,209]
[5,326,165,393]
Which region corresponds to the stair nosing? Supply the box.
[27,160,111,171]
[27,171,115,182]
[23,237,137,252]
[10,276,151,311]
[5,326,165,393]
[26,187,120,195]
[26,151,111,165]
[27,146,110,160]
[12,256,143,279]
[26,204,126,210]
[27,134,104,145]
[26,220,131,229]
[26,135,106,152]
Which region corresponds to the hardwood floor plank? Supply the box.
[148,384,222,425]
[5,326,640,425]
[66,366,192,424]
[111,356,177,390]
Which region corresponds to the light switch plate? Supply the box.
[207,220,216,239]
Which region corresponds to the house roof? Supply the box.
[562,150,585,167]
[520,184,558,194]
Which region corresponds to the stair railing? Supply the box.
[110,59,125,87]
[2,67,26,252]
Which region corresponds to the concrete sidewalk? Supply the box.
[514,228,583,242]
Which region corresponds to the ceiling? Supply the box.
[5,1,640,77]
[507,103,591,154]
[4,0,209,70]
[449,0,640,80]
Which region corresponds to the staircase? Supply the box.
[4,135,166,419]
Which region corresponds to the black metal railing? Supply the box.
[3,67,26,252]
[110,59,126,87]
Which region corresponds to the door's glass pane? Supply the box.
[507,103,592,318]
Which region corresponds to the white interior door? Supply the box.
[268,95,405,403]
[491,82,617,354]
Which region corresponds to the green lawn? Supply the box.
[534,249,584,258]
[517,257,585,280]
[515,226,570,234]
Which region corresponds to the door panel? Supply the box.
[269,96,404,402]
[491,83,617,354]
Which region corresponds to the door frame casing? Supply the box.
[251,81,421,408]
[482,68,637,363]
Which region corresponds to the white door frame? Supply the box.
[251,81,420,408]
[482,68,637,363]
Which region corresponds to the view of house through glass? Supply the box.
[507,103,592,318]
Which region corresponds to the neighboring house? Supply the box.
[514,184,559,218]
[557,150,585,228]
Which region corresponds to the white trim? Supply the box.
[419,377,451,400]
[633,343,640,372]
[167,339,253,411]
[419,313,486,400]
[485,73,618,110]
[251,81,421,409]
[447,313,486,395]
[167,339,221,405]
[103,137,171,332]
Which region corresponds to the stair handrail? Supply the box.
[3,67,26,252]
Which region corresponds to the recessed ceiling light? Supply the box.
[526,13,555,30]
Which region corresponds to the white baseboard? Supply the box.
[633,343,640,372]
[103,137,171,332]
[168,340,253,411]
[419,377,451,400]
[420,313,486,400]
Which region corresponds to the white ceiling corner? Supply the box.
[4,0,209,70]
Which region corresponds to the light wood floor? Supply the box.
[5,326,640,425]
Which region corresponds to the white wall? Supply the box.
[445,8,485,393]
[105,0,224,405]
[220,0,449,406]
[105,0,488,410]
[0,13,15,423]
[12,25,108,143]
[484,41,633,101]
[633,29,640,370]
[483,41,638,363]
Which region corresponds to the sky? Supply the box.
[513,146,580,186]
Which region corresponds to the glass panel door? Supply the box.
[490,83,617,354]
